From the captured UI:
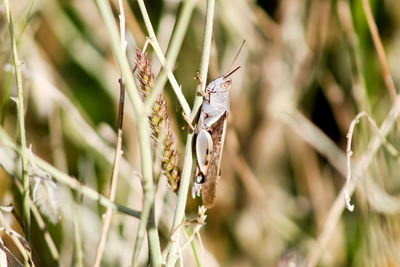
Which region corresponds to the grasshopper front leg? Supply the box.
[194,71,209,99]
[181,111,195,131]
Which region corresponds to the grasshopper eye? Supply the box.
[222,80,231,88]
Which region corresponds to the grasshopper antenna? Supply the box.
[224,40,245,77]
[224,66,241,78]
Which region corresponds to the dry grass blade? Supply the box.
[307,95,400,266]
[94,2,128,264]
[361,0,397,100]
[3,0,400,266]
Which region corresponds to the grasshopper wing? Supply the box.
[202,112,228,208]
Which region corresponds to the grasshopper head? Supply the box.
[220,65,240,90]
[206,66,240,94]
[209,76,232,93]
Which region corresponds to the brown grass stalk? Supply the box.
[361,0,397,100]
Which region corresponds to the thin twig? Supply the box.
[165,0,215,266]
[344,111,400,212]
[344,112,363,212]
[361,0,397,100]
[3,0,31,236]
[94,80,126,267]
[111,0,146,46]
[94,2,127,264]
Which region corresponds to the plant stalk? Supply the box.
[165,0,215,265]
[3,0,31,236]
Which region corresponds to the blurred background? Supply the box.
[1,0,400,266]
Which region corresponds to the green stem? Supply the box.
[1,0,34,126]
[95,0,143,118]
[166,0,214,265]
[190,0,214,120]
[147,203,162,266]
[133,1,198,265]
[137,0,192,116]
[95,1,161,264]
[0,128,141,218]
[165,134,194,267]
[73,206,84,267]
[185,221,201,266]
[3,0,30,237]
[131,117,158,266]
[145,0,197,115]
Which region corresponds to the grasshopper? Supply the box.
[191,44,244,208]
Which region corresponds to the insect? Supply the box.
[191,42,244,208]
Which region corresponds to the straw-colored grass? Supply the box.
[1,0,400,266]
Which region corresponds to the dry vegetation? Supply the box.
[1,0,400,266]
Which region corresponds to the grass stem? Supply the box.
[165,0,215,266]
[137,0,192,117]
[131,117,157,266]
[3,0,31,237]
[361,0,397,100]
[0,128,141,218]
[144,0,197,116]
